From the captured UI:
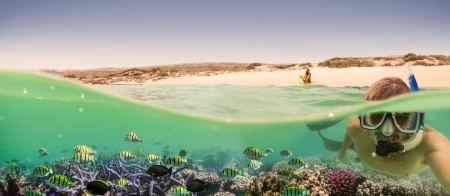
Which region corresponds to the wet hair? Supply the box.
[364,77,411,101]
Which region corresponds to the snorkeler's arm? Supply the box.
[338,120,356,162]
[423,125,450,192]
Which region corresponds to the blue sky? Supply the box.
[1,1,449,70]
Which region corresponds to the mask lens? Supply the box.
[393,112,420,133]
[369,112,385,126]
[361,112,386,129]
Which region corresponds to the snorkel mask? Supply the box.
[359,64,425,157]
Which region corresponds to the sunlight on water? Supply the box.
[1,69,450,195]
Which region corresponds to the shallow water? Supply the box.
[1,70,450,195]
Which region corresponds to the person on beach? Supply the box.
[304,69,311,84]
[337,77,450,191]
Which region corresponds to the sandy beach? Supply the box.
[147,65,450,88]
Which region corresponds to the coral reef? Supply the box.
[326,169,358,196]
[288,166,330,195]
[246,172,286,196]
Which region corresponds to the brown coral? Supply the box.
[246,172,286,196]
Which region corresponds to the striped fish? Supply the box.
[171,185,190,196]
[220,167,242,179]
[265,148,274,154]
[38,148,50,156]
[288,157,307,169]
[280,149,292,158]
[165,156,186,167]
[47,174,76,189]
[248,160,262,170]
[73,145,96,154]
[73,152,95,165]
[32,166,53,177]
[116,178,129,189]
[281,186,310,196]
[25,190,45,196]
[124,132,143,143]
[243,147,266,160]
[118,150,136,162]
[145,154,161,163]
[179,149,188,158]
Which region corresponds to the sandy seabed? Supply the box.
[147,65,450,88]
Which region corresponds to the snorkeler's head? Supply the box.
[364,77,410,101]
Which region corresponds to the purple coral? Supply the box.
[326,169,358,196]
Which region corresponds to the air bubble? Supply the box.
[79,108,84,112]
[328,113,335,117]
[23,88,27,94]
[81,93,84,99]
[58,134,63,138]
[50,86,55,90]
[226,118,232,123]
[0,116,5,121]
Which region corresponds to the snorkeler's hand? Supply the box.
[337,151,348,163]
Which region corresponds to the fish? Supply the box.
[265,148,274,154]
[60,149,69,153]
[1,150,7,153]
[145,154,161,163]
[243,147,266,160]
[186,179,209,192]
[116,178,129,189]
[134,147,144,157]
[38,148,50,156]
[4,161,10,164]
[32,166,53,177]
[73,152,96,165]
[280,149,292,158]
[11,159,18,162]
[118,150,136,162]
[171,185,190,196]
[248,160,262,170]
[90,145,98,150]
[73,145,97,155]
[146,165,173,177]
[288,157,308,169]
[124,132,143,143]
[163,145,169,149]
[220,167,242,179]
[165,156,187,167]
[281,186,310,196]
[179,149,188,158]
[86,180,111,195]
[25,190,45,196]
[47,174,76,189]
[154,142,161,145]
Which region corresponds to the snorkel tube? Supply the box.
[375,63,425,156]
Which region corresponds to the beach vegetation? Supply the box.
[373,56,397,61]
[429,55,448,61]
[64,74,77,78]
[403,53,426,62]
[157,71,168,77]
[299,62,313,68]
[246,62,262,70]
[273,64,296,69]
[320,57,375,68]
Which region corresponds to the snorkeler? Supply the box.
[337,76,450,192]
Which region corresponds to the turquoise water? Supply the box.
[1,69,450,195]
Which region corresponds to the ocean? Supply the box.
[1,69,450,195]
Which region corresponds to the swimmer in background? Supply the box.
[304,69,311,84]
[337,77,450,192]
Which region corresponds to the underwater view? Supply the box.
[1,69,450,196]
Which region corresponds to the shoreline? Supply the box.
[145,65,450,88]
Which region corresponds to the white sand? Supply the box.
[147,65,450,88]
